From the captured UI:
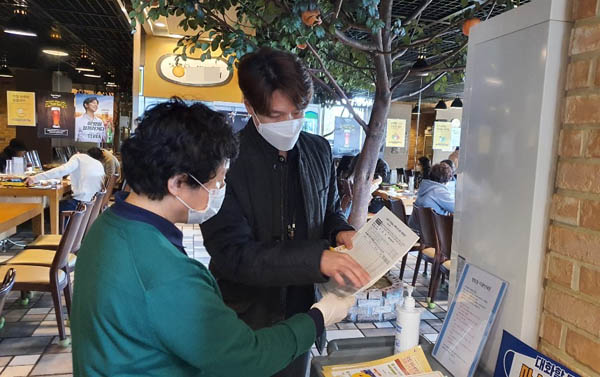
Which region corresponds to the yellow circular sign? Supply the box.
[172,65,185,77]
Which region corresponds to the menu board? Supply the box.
[386,118,406,148]
[36,91,75,138]
[432,263,508,377]
[6,91,36,127]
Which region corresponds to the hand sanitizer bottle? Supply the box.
[394,284,421,353]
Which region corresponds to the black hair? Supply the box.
[121,98,239,200]
[87,147,104,162]
[83,97,99,108]
[441,159,454,170]
[418,156,431,178]
[375,158,390,182]
[429,163,453,184]
[238,47,313,115]
[2,138,26,159]
[337,155,355,179]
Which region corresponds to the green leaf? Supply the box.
[314,26,325,38]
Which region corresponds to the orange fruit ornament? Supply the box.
[172,65,185,77]
[302,9,322,27]
[462,18,481,36]
[297,43,307,50]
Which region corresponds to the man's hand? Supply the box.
[24,177,36,186]
[336,230,356,250]
[320,250,370,288]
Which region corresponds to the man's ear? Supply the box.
[167,174,187,196]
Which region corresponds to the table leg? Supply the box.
[31,209,44,236]
[49,192,60,234]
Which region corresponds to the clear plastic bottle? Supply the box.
[394,284,421,353]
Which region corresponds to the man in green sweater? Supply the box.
[71,99,355,376]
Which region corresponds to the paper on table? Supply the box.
[319,206,419,297]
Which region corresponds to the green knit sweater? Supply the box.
[71,210,316,376]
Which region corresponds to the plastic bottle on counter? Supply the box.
[394,284,421,353]
[408,175,415,193]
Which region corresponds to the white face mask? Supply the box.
[174,174,226,224]
[253,114,303,151]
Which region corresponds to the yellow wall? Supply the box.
[143,35,243,102]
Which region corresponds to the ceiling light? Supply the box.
[412,54,429,76]
[3,3,37,37]
[0,55,14,78]
[412,104,420,114]
[435,99,447,110]
[76,47,94,72]
[451,97,463,108]
[42,26,68,57]
[154,22,166,27]
[83,73,101,78]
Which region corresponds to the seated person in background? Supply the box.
[71,99,354,377]
[87,147,121,177]
[408,163,455,233]
[25,150,105,211]
[448,146,459,170]
[375,158,391,184]
[0,138,27,173]
[440,159,456,196]
[415,156,431,188]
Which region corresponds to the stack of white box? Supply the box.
[346,272,404,322]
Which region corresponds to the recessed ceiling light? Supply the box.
[154,22,166,27]
[42,49,69,57]
[83,73,101,78]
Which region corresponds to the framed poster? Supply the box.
[433,121,452,150]
[333,117,362,156]
[36,91,75,138]
[386,118,406,148]
[7,91,36,127]
[75,94,114,143]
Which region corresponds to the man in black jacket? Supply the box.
[201,47,370,377]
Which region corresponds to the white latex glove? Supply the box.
[311,293,356,327]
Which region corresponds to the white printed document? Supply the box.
[319,206,419,297]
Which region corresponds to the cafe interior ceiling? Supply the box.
[0,0,132,90]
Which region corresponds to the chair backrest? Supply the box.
[432,212,453,262]
[53,203,88,272]
[0,268,16,314]
[100,174,119,211]
[413,205,438,250]
[70,197,97,253]
[339,178,353,211]
[383,198,407,224]
[84,189,106,236]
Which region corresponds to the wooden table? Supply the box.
[374,189,416,215]
[0,203,43,235]
[0,182,71,234]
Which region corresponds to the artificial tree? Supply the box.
[129,0,506,228]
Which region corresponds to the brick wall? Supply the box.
[0,81,17,150]
[538,1,600,376]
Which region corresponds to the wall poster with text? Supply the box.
[7,91,36,127]
[75,94,114,143]
[36,91,75,138]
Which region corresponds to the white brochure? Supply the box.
[319,206,419,297]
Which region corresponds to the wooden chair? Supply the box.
[0,268,15,329]
[429,212,453,305]
[338,178,353,212]
[101,174,119,211]
[411,206,438,292]
[0,204,87,346]
[7,194,98,272]
[383,198,422,281]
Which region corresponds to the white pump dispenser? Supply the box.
[394,284,421,353]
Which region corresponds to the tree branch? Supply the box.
[334,0,344,19]
[405,0,435,24]
[391,72,447,101]
[306,42,369,130]
[390,69,411,92]
[411,41,467,74]
[331,27,377,52]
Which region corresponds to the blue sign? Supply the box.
[494,331,579,377]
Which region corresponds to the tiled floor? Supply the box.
[0,223,449,375]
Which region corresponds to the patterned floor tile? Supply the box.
[0,323,39,338]
[30,353,73,375]
[7,354,39,366]
[0,337,52,356]
[31,322,70,337]
[0,365,33,377]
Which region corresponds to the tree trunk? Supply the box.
[347,91,391,229]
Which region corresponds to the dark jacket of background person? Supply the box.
[202,120,353,330]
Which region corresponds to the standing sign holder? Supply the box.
[432,263,508,377]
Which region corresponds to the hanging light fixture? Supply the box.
[3,1,37,37]
[412,53,429,76]
[435,99,447,110]
[76,47,94,72]
[0,55,14,78]
[411,104,420,114]
[451,97,463,108]
[42,25,68,57]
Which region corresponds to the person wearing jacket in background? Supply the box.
[0,138,27,173]
[71,99,356,377]
[201,47,370,377]
[408,163,455,234]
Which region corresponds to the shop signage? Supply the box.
[74,94,114,143]
[493,331,579,377]
[6,91,36,127]
[333,117,362,156]
[386,118,406,148]
[433,263,508,377]
[156,54,233,87]
[36,91,75,138]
